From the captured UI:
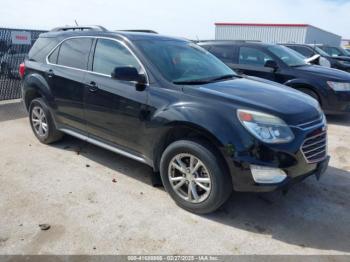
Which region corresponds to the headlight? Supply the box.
[327,81,350,91]
[237,109,294,144]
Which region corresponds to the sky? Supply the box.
[0,0,349,39]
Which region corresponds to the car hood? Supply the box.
[184,78,321,125]
[293,64,350,80]
[330,56,350,62]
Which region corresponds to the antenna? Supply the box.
[75,20,79,26]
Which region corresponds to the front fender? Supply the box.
[283,78,328,105]
[148,101,252,163]
[284,78,315,89]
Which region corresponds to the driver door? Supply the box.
[233,46,277,81]
[84,38,149,154]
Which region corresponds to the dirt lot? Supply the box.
[0,100,349,255]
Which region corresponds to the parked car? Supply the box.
[0,49,28,78]
[198,41,350,114]
[21,26,329,214]
[282,43,350,72]
[318,44,350,58]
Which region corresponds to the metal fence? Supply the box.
[0,28,47,101]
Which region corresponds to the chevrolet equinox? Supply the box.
[21,26,330,214]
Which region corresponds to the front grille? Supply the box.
[301,128,327,163]
[297,115,324,130]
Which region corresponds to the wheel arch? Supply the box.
[284,80,323,105]
[152,122,229,174]
[22,73,52,110]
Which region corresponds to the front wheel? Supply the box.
[160,140,232,214]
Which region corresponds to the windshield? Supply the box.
[135,40,236,84]
[314,46,330,57]
[322,46,350,57]
[340,47,350,56]
[267,45,307,67]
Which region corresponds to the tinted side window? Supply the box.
[57,38,93,69]
[28,37,59,62]
[239,47,273,66]
[48,47,59,64]
[323,47,342,57]
[208,45,234,63]
[93,39,141,75]
[288,46,313,57]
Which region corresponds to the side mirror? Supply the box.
[264,60,278,71]
[305,54,321,65]
[111,66,147,85]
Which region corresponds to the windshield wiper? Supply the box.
[209,74,239,81]
[173,74,238,85]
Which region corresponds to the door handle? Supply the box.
[46,69,54,78]
[86,81,99,92]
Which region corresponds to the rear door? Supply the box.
[83,38,149,153]
[46,37,93,132]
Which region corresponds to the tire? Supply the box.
[298,88,320,104]
[29,98,63,144]
[160,139,232,214]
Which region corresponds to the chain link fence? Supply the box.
[0,28,47,101]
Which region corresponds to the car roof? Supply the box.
[40,29,187,42]
[197,40,275,47]
[281,43,309,47]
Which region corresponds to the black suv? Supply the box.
[198,41,350,114]
[22,26,329,214]
[318,45,350,58]
[283,43,350,72]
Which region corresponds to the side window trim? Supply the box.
[47,45,60,64]
[45,36,149,84]
[87,38,97,72]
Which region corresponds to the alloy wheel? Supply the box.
[31,106,48,137]
[168,153,212,203]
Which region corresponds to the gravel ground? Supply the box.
[0,100,349,255]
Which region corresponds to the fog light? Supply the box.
[250,165,287,184]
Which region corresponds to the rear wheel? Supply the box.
[160,140,232,214]
[29,98,63,144]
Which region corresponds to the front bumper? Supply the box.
[229,156,329,193]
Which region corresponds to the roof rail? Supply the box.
[51,25,108,32]
[117,29,158,34]
[196,39,262,43]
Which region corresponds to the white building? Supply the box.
[215,23,341,46]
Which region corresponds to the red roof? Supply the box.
[215,23,309,27]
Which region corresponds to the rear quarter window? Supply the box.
[28,37,59,63]
[48,47,59,64]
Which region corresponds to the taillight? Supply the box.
[19,62,25,79]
